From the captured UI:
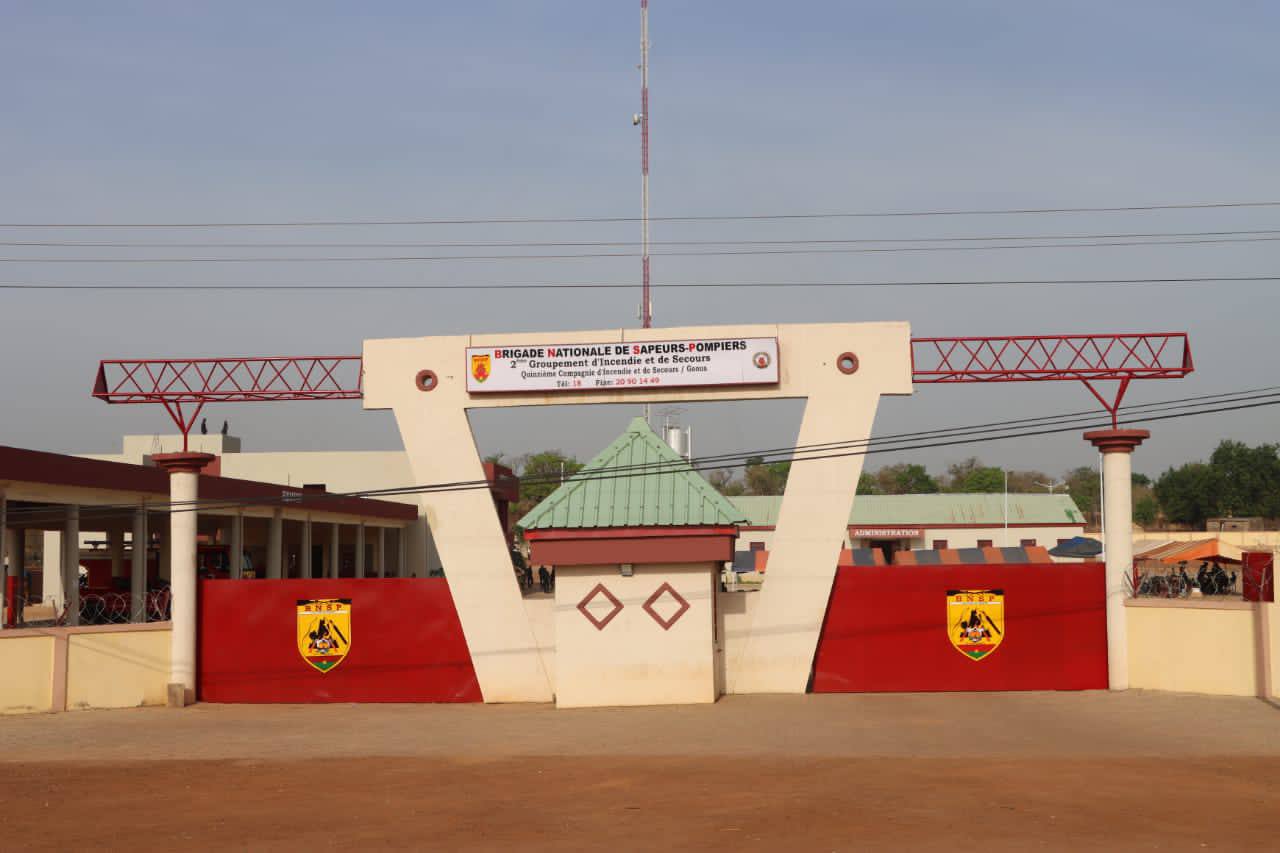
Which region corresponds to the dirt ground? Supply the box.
[2,692,1279,851]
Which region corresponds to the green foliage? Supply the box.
[1133,495,1158,527]
[1152,441,1280,526]
[873,463,940,495]
[743,455,791,495]
[940,458,1005,493]
[1209,440,1280,518]
[1063,466,1101,518]
[856,472,882,495]
[1005,470,1050,493]
[707,468,746,496]
[512,450,584,522]
[1154,462,1223,527]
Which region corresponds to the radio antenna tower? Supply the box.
[637,1,653,425]
[639,0,652,331]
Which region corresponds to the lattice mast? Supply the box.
[639,0,652,330]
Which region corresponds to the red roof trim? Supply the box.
[0,445,415,522]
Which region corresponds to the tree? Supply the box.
[1005,470,1050,493]
[1063,466,1101,520]
[1208,440,1280,518]
[1133,495,1158,527]
[873,463,939,494]
[1131,472,1152,488]
[512,450,584,522]
[942,457,983,492]
[856,472,882,495]
[1154,462,1223,527]
[743,455,790,495]
[707,468,745,496]
[960,467,1005,493]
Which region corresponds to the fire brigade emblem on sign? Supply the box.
[470,353,491,383]
[946,589,1004,661]
[297,598,352,673]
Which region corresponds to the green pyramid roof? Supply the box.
[518,417,747,531]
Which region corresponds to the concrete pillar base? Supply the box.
[166,683,193,708]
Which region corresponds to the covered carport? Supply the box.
[1,445,418,630]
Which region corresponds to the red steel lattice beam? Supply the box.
[90,333,1193,447]
[910,332,1193,427]
[92,356,363,450]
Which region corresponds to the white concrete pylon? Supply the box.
[355,524,366,578]
[1084,428,1149,691]
[153,452,214,707]
[42,530,64,610]
[362,321,913,702]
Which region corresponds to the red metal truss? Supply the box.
[90,333,1193,447]
[92,356,362,449]
[911,333,1193,426]
[911,333,1192,383]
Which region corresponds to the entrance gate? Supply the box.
[811,562,1108,692]
[198,578,480,703]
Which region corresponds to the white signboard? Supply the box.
[465,337,780,394]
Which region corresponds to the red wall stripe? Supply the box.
[812,563,1107,693]
[198,578,481,703]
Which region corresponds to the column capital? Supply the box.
[1083,428,1150,454]
[152,452,216,474]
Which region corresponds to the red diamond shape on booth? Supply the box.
[643,582,690,631]
[577,583,623,631]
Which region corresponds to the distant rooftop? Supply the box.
[732,493,1084,528]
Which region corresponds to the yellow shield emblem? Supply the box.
[471,354,491,383]
[947,589,1004,661]
[297,598,351,673]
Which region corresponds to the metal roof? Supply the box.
[732,493,1084,527]
[518,417,747,531]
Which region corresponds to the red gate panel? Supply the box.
[812,563,1107,692]
[198,578,481,703]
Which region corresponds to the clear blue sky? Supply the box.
[2,1,1277,480]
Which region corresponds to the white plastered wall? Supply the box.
[362,322,912,702]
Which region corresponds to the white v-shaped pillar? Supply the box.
[363,322,912,701]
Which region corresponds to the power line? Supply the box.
[2,199,1279,228]
[2,274,1278,292]
[4,227,1277,249]
[8,387,1278,526]
[3,234,1278,263]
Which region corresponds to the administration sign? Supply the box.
[465,337,780,394]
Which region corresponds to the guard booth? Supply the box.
[521,418,744,708]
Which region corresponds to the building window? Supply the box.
[1020,538,1037,547]
[749,541,765,552]
[932,539,948,550]
[977,539,993,548]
